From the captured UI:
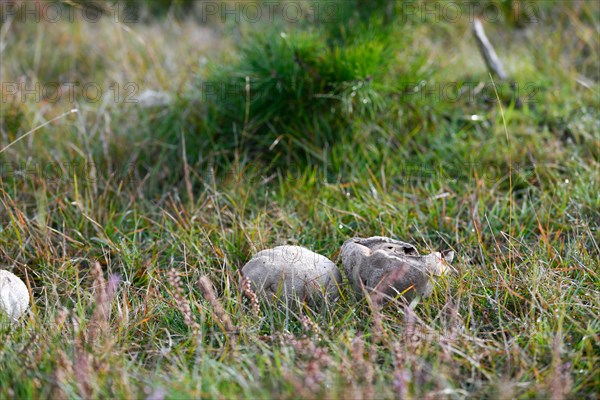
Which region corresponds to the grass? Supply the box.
[0,0,598,398]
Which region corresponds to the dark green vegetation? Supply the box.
[1,1,598,398]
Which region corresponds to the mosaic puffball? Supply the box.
[242,245,341,303]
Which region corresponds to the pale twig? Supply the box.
[473,18,508,80]
[0,109,78,154]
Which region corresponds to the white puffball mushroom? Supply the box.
[0,269,30,322]
[242,245,342,304]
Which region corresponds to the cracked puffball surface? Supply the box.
[0,270,30,322]
[242,245,341,303]
[340,236,454,303]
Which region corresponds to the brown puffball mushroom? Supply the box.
[340,236,454,303]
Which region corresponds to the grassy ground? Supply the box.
[0,1,598,398]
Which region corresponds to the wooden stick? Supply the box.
[472,18,508,80]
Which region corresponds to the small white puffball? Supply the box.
[0,270,30,322]
[425,251,455,276]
